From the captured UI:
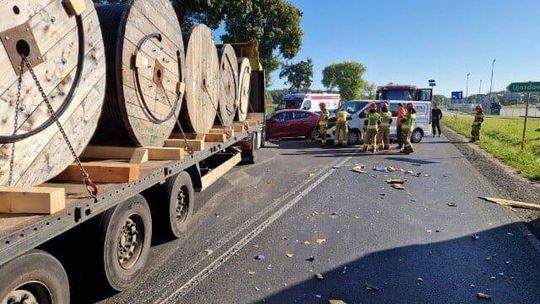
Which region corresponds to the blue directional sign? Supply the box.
[451,91,463,100]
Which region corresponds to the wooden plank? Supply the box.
[0,187,65,215]
[200,153,241,191]
[81,146,184,161]
[232,123,248,133]
[170,133,206,140]
[210,128,235,138]
[130,148,149,164]
[205,133,227,143]
[54,162,140,183]
[164,139,204,151]
[246,113,265,124]
[244,120,259,127]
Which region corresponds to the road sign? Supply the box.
[507,82,540,93]
[451,91,463,100]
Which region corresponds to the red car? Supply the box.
[266,109,320,140]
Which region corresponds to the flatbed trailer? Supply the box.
[0,124,264,303]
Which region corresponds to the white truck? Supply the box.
[276,93,342,113]
[321,84,433,145]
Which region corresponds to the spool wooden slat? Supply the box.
[217,44,238,127]
[183,24,219,134]
[237,58,252,122]
[93,0,185,147]
[0,0,106,187]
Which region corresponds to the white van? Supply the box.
[322,100,432,145]
[276,93,342,113]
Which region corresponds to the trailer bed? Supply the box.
[0,127,261,265]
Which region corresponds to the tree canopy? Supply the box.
[93,0,303,83]
[279,58,313,92]
[322,62,370,101]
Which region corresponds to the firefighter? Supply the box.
[377,102,392,150]
[470,105,484,143]
[362,102,380,152]
[396,103,406,150]
[317,102,329,145]
[335,108,350,146]
[400,102,416,154]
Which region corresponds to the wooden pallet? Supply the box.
[164,139,205,151]
[81,145,185,164]
[0,187,65,215]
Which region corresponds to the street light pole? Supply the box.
[466,73,471,98]
[489,59,496,95]
[479,80,482,94]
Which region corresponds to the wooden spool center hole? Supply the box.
[16,40,31,57]
[156,69,162,80]
[13,6,20,15]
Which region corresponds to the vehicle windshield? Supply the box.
[382,90,415,101]
[339,101,370,114]
[276,99,303,110]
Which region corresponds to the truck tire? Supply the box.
[0,250,69,304]
[100,195,152,291]
[147,172,195,239]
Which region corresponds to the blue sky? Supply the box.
[266,0,540,97]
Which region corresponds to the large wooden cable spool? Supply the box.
[217,44,238,127]
[237,58,252,122]
[183,24,219,134]
[0,0,106,187]
[93,0,185,147]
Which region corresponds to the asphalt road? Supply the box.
[75,135,540,304]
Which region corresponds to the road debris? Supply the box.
[387,166,397,172]
[204,249,213,255]
[472,234,480,240]
[303,241,311,245]
[476,292,492,300]
[329,300,347,304]
[479,197,540,211]
[391,184,406,190]
[353,215,361,219]
[373,165,387,172]
[386,179,406,184]
[306,256,315,262]
[447,202,457,207]
[352,166,367,174]
[333,165,342,169]
[314,272,324,280]
[365,282,380,292]
[316,238,327,245]
[417,277,424,283]
[286,253,294,258]
[315,294,322,299]
[254,255,266,261]
[248,271,256,276]
[485,256,492,261]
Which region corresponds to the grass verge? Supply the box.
[443,111,540,181]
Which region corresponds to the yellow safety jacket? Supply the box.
[318,109,329,127]
[366,112,380,130]
[402,112,416,130]
[472,112,484,126]
[336,111,349,124]
[380,111,392,127]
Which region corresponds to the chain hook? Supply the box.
[83,176,98,199]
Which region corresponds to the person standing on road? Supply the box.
[396,103,406,149]
[401,103,417,154]
[335,108,351,146]
[377,102,392,150]
[470,105,484,143]
[431,104,443,137]
[363,102,381,152]
[317,102,329,145]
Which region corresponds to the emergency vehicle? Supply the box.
[320,84,433,145]
[276,93,342,113]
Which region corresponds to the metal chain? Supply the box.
[23,57,97,198]
[7,58,25,186]
[158,84,194,156]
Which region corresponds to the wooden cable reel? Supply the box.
[93,0,185,147]
[0,0,106,187]
[183,24,220,134]
[237,58,252,122]
[217,44,238,127]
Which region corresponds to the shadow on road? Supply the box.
[255,218,540,304]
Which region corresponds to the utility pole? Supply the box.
[466,73,471,99]
[479,80,483,94]
[489,59,496,95]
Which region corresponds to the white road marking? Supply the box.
[157,156,353,303]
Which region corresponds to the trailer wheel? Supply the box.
[151,172,195,239]
[0,250,69,304]
[100,195,152,291]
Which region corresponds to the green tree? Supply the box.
[279,58,313,92]
[268,88,290,104]
[322,62,369,100]
[93,0,303,84]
